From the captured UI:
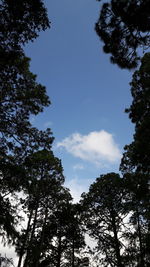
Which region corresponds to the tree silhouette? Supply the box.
[95,0,150,69]
[16,149,64,267]
[0,0,52,243]
[81,173,129,267]
[120,53,150,266]
[121,53,150,174]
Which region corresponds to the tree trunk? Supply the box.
[57,234,62,267]
[17,209,33,267]
[72,237,75,267]
[136,209,145,266]
[23,203,38,267]
[35,208,48,267]
[110,209,123,267]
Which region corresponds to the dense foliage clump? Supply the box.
[96,0,150,69]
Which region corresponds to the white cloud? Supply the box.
[57,130,121,166]
[73,163,85,170]
[65,178,87,203]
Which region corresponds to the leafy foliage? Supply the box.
[0,0,52,247]
[95,0,150,69]
[81,173,128,267]
[0,0,50,46]
[120,53,150,267]
[121,53,150,174]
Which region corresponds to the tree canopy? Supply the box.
[0,0,50,46]
[0,0,52,246]
[95,0,150,69]
[121,53,150,174]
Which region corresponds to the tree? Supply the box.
[16,149,65,267]
[0,0,52,243]
[36,195,86,267]
[58,203,86,267]
[81,173,130,267]
[0,0,51,168]
[120,53,150,265]
[0,0,51,147]
[0,125,54,243]
[95,0,150,69]
[0,0,51,158]
[122,173,150,267]
[0,0,50,46]
[121,53,150,174]
[0,49,51,159]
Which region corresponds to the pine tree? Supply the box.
[81,173,129,266]
[95,0,150,69]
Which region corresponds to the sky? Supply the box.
[1,0,136,263]
[25,0,134,202]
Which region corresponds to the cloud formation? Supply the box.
[73,163,85,170]
[57,130,121,165]
[65,178,87,203]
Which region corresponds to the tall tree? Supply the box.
[0,0,51,169]
[0,0,52,243]
[122,173,149,267]
[59,203,86,267]
[0,0,51,156]
[121,53,150,174]
[16,149,64,267]
[81,173,129,267]
[30,196,87,267]
[37,195,85,267]
[120,53,150,265]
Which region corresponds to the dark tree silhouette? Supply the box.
[81,173,129,267]
[121,53,150,174]
[0,0,52,247]
[120,53,150,266]
[122,173,150,267]
[95,0,150,69]
[16,149,64,267]
[0,0,50,46]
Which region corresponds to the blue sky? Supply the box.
[25,0,134,201]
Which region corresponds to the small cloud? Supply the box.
[44,121,52,128]
[65,178,87,203]
[73,163,85,170]
[57,130,121,166]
